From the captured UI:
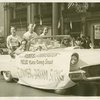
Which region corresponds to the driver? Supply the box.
[61,37,71,47]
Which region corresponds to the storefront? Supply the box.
[3,3,100,47]
[63,3,100,48]
[4,3,53,38]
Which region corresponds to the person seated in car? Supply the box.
[7,26,20,54]
[61,37,71,47]
[14,39,27,55]
[40,26,48,36]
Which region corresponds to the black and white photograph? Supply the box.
[1,2,100,98]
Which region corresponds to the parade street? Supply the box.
[0,74,100,96]
[0,75,62,96]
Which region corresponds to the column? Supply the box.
[60,3,64,35]
[52,3,59,36]
[81,15,86,35]
[7,5,10,35]
[27,3,31,24]
[4,3,10,37]
[27,3,36,24]
[31,4,36,24]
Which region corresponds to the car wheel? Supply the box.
[2,71,13,82]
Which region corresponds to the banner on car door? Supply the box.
[17,51,76,89]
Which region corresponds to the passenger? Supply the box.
[23,24,38,41]
[7,26,20,55]
[61,37,71,47]
[14,39,27,55]
[40,26,48,36]
[23,24,38,50]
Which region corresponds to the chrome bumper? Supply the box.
[69,70,100,81]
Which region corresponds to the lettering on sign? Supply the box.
[20,59,53,65]
[20,60,28,64]
[24,53,60,58]
[17,68,64,82]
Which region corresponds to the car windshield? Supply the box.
[28,35,73,51]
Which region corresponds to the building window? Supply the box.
[71,22,82,32]
[10,3,27,28]
[39,3,52,17]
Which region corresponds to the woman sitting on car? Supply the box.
[14,39,27,55]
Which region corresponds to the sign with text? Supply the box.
[17,51,75,89]
[94,25,100,39]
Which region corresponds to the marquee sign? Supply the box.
[94,24,100,39]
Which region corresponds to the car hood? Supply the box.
[49,48,100,69]
[73,49,100,68]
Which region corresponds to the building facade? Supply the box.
[3,3,100,48]
[0,3,4,37]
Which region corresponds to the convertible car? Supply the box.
[0,35,100,94]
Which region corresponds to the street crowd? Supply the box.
[6,23,92,57]
[73,35,92,49]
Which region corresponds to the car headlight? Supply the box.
[70,53,79,65]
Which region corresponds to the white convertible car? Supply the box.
[0,35,100,93]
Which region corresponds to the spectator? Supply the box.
[75,37,82,47]
[85,36,91,49]
[7,26,20,55]
[81,36,87,48]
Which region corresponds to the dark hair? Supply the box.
[21,39,28,51]
[82,36,86,38]
[77,37,81,41]
[21,39,27,45]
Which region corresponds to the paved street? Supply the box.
[0,74,100,96]
[0,75,62,96]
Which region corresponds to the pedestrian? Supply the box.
[7,26,20,56]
